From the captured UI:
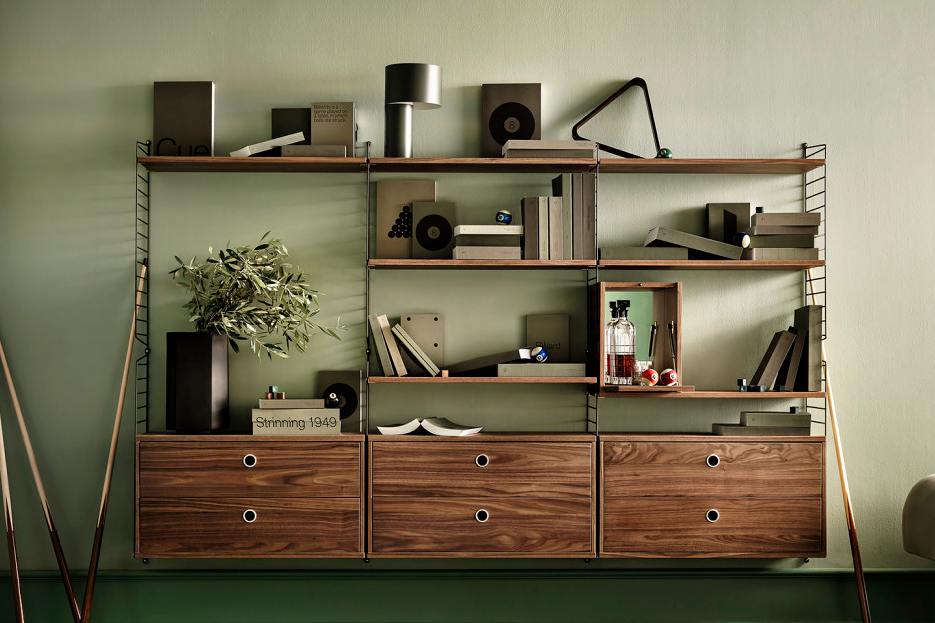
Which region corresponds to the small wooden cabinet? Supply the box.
[369,435,596,557]
[600,434,825,558]
[135,435,365,558]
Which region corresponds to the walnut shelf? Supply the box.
[369,375,597,384]
[368,259,594,269]
[598,158,824,175]
[597,390,825,399]
[137,156,367,172]
[599,259,825,270]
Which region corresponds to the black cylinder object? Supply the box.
[166,332,229,431]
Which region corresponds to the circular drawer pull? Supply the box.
[706,509,720,523]
[475,454,489,467]
[243,509,257,523]
[243,454,257,468]
[475,509,489,523]
[705,454,720,468]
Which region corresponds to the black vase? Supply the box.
[166,332,229,431]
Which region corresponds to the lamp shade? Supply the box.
[385,63,441,109]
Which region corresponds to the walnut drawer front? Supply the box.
[138,441,360,498]
[601,497,822,558]
[371,442,592,498]
[602,441,823,498]
[138,497,361,558]
[370,497,593,556]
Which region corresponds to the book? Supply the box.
[740,410,812,427]
[502,139,596,158]
[251,408,341,435]
[561,185,573,260]
[750,329,796,388]
[794,305,823,391]
[706,203,752,243]
[748,224,819,236]
[400,313,443,368]
[392,324,440,376]
[452,225,524,236]
[446,348,532,375]
[376,179,436,258]
[552,174,576,259]
[377,417,482,436]
[368,313,395,375]
[310,102,356,157]
[453,246,521,259]
[777,326,807,390]
[712,423,810,436]
[644,226,744,260]
[376,314,407,376]
[153,81,215,156]
[526,313,569,363]
[579,173,596,260]
[600,246,689,260]
[742,248,820,261]
[747,234,815,248]
[280,144,346,157]
[497,362,586,377]
[257,398,325,409]
[270,108,311,155]
[752,212,821,227]
[230,131,305,157]
[521,196,539,260]
[538,197,550,259]
[548,196,563,259]
[454,234,522,247]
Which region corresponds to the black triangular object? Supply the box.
[572,77,661,159]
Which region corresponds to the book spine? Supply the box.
[251,408,341,435]
[752,212,821,227]
[794,305,823,391]
[368,314,395,375]
[377,314,407,376]
[740,412,812,427]
[453,246,521,259]
[257,399,326,409]
[538,197,550,259]
[522,197,538,260]
[750,330,796,387]
[581,173,596,260]
[548,196,563,260]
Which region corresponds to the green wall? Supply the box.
[1,0,934,620]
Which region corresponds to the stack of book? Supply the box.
[522,173,595,260]
[742,211,820,261]
[501,139,596,159]
[712,408,812,436]
[368,314,441,377]
[251,397,341,435]
[452,224,523,259]
[747,305,823,392]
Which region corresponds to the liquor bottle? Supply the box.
[604,301,618,385]
[613,300,636,385]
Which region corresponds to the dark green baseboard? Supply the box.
[2,569,933,622]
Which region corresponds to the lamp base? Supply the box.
[384,103,413,157]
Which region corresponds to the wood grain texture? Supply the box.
[138,156,367,172]
[369,157,595,173]
[370,497,593,556]
[368,376,596,384]
[598,158,824,175]
[598,259,824,270]
[371,442,592,497]
[368,259,595,269]
[598,390,825,399]
[601,497,822,557]
[138,441,360,498]
[138,497,362,558]
[602,441,823,497]
[371,433,595,442]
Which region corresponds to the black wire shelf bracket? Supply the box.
[135,140,151,434]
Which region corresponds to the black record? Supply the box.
[489,101,536,145]
[414,213,453,251]
[321,382,359,420]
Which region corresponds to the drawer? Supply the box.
[602,441,823,498]
[371,442,592,498]
[370,497,593,556]
[138,497,362,557]
[138,441,360,498]
[601,497,823,557]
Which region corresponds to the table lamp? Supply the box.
[384,63,441,157]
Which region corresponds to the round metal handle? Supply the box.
[243,454,257,468]
[243,509,257,523]
[705,454,720,468]
[706,509,720,523]
[475,509,489,523]
[475,454,489,467]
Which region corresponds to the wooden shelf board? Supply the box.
[369,376,597,384]
[138,156,367,172]
[598,158,825,175]
[598,390,825,399]
[135,433,366,441]
[369,157,595,173]
[368,259,595,269]
[599,433,824,442]
[599,259,825,270]
[370,432,595,442]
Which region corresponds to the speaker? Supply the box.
[481,83,541,157]
[317,370,362,432]
[411,201,456,259]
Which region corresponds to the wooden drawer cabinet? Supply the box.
[369,435,596,558]
[135,435,365,558]
[600,435,825,558]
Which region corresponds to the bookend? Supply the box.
[572,77,662,159]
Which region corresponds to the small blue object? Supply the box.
[732,232,751,248]
[531,346,548,363]
[655,148,673,158]
[496,210,513,225]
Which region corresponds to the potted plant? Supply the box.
[167,232,341,431]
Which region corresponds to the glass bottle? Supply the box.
[604,301,618,385]
[613,300,636,385]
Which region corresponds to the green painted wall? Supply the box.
[1,0,934,619]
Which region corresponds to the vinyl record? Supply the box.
[488,101,536,146]
[321,382,359,420]
[415,213,453,252]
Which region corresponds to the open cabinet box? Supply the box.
[589,281,692,395]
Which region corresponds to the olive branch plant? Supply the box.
[170,232,344,358]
